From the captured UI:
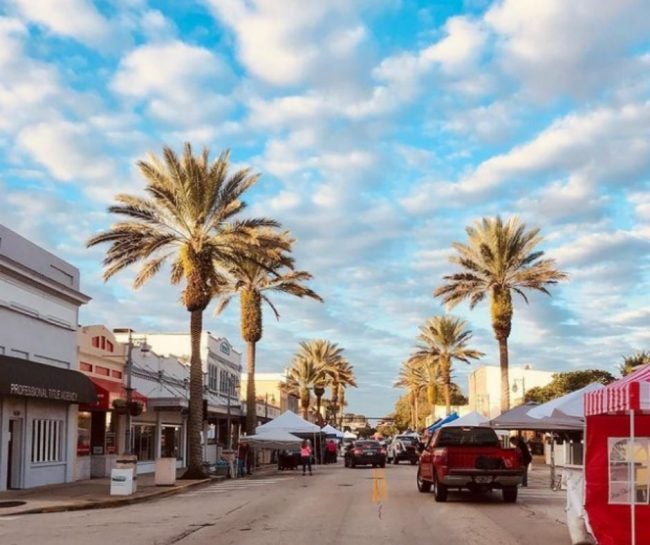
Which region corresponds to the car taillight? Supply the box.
[353,448,363,455]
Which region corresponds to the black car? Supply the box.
[388,435,420,465]
[278,448,301,470]
[344,440,386,468]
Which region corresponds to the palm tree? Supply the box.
[214,252,322,434]
[413,316,483,415]
[287,340,342,421]
[286,355,328,420]
[324,358,357,425]
[406,351,441,422]
[434,216,567,412]
[87,144,287,479]
[619,351,650,376]
[394,362,427,429]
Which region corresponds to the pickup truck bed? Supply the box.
[417,426,523,503]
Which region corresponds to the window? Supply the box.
[609,437,650,504]
[132,425,156,461]
[106,340,114,352]
[220,342,230,355]
[111,370,122,379]
[95,365,110,376]
[32,419,63,463]
[208,364,218,391]
[77,412,91,456]
[80,362,93,373]
[92,336,100,348]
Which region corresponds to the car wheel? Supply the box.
[503,486,518,503]
[410,459,417,465]
[433,475,448,502]
[417,468,431,493]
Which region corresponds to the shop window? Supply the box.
[80,362,93,373]
[161,425,182,459]
[95,365,110,376]
[77,412,91,456]
[32,419,62,463]
[111,370,122,379]
[132,424,155,461]
[609,437,650,504]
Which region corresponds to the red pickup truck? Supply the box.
[416,426,523,503]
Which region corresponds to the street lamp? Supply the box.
[124,331,149,456]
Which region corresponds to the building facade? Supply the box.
[468,364,554,418]
[0,225,95,490]
[240,372,297,422]
[116,331,243,465]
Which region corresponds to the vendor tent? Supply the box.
[321,424,344,438]
[255,410,321,434]
[242,430,302,449]
[343,430,357,439]
[528,382,604,420]
[584,365,650,545]
[426,412,458,432]
[441,411,489,428]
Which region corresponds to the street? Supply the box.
[0,463,571,545]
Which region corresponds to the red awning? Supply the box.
[80,377,147,412]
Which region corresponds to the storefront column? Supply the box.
[155,410,162,459]
[65,404,77,483]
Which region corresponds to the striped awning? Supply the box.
[584,365,650,416]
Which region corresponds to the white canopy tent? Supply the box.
[528,382,605,421]
[321,424,344,438]
[241,430,303,449]
[255,410,321,435]
[441,411,489,428]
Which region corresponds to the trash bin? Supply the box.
[110,455,137,496]
[155,457,177,486]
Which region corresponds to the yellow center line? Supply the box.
[371,467,388,504]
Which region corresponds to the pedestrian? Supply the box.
[300,439,313,476]
[510,436,532,486]
[326,439,337,464]
[237,440,248,478]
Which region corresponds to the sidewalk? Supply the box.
[0,462,263,518]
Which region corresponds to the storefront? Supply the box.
[0,355,96,490]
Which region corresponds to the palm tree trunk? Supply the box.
[427,383,436,422]
[414,390,419,430]
[499,337,510,412]
[182,309,207,479]
[330,382,339,425]
[338,389,345,428]
[442,357,451,416]
[245,341,257,434]
[300,388,310,420]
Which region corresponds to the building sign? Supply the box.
[9,383,79,402]
[220,342,230,355]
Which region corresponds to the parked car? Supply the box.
[387,434,420,465]
[416,426,523,503]
[344,440,386,468]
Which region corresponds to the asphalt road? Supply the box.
[0,462,571,545]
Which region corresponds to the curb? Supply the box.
[1,477,220,517]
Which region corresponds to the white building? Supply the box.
[115,331,242,464]
[0,225,95,490]
[468,364,554,418]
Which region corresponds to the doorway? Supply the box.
[6,419,23,489]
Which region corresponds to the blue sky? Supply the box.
[1,0,650,418]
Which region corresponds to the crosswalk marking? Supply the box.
[181,477,292,497]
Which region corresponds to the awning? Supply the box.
[585,364,650,416]
[0,355,96,404]
[81,376,147,411]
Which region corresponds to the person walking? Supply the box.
[236,440,249,478]
[326,439,337,464]
[510,436,532,486]
[300,439,313,476]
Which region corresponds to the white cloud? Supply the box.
[205,0,371,88]
[17,120,115,182]
[10,0,115,49]
[485,0,650,98]
[112,40,234,126]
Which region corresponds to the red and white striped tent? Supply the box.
[584,365,650,545]
[585,365,650,416]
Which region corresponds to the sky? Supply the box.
[1,0,649,418]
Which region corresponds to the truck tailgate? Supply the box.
[446,447,519,469]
